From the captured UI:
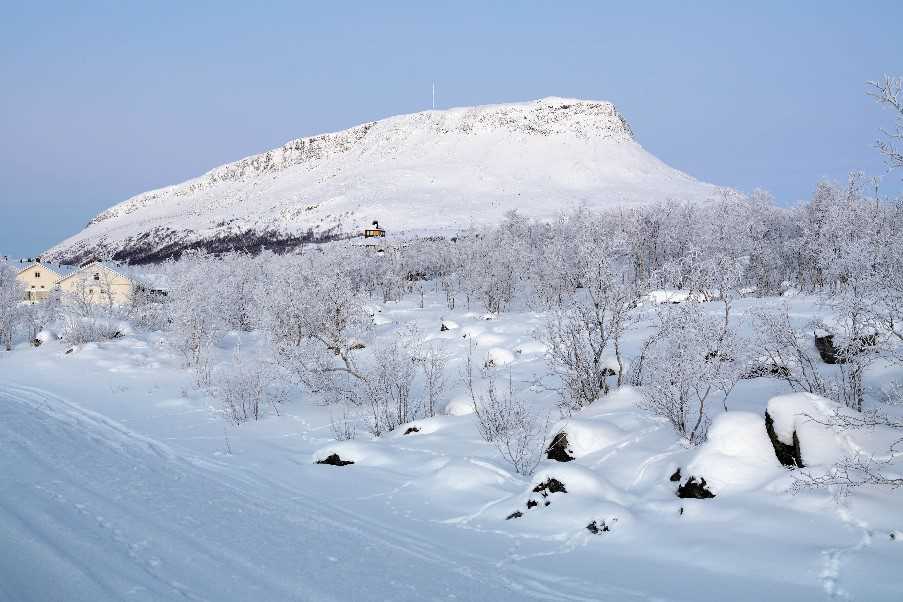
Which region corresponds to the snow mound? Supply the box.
[444,396,475,416]
[552,418,627,459]
[312,441,396,467]
[686,412,784,494]
[499,464,632,532]
[35,330,57,344]
[440,319,459,331]
[485,347,515,367]
[643,290,709,305]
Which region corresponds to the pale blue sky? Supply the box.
[2,1,902,254]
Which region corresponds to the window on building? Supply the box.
[93,273,100,281]
[35,272,40,277]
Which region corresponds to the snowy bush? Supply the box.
[127,285,168,331]
[637,302,741,445]
[467,344,550,476]
[60,278,125,345]
[418,342,449,417]
[0,262,24,350]
[165,252,227,379]
[751,306,832,398]
[330,404,358,441]
[210,349,288,425]
[363,328,420,436]
[541,241,638,412]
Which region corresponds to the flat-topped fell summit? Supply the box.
[47,98,721,263]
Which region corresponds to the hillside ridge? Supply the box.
[47,97,720,263]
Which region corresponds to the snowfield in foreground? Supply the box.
[1,293,902,601]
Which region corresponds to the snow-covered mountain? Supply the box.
[46,97,723,263]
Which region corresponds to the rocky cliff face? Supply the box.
[47,98,720,263]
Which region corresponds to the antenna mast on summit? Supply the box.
[432,82,436,110]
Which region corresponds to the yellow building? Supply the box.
[15,261,70,302]
[57,261,135,306]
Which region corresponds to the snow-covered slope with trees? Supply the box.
[45,98,722,263]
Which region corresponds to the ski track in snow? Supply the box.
[0,383,649,602]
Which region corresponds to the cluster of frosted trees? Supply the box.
[128,169,901,442]
[4,171,902,437]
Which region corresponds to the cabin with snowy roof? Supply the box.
[57,260,136,305]
[364,220,386,238]
[15,260,76,303]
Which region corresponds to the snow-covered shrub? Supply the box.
[0,262,23,350]
[418,342,449,417]
[271,269,372,403]
[637,302,740,445]
[541,242,638,412]
[467,345,549,476]
[210,349,288,425]
[363,328,420,436]
[218,252,267,332]
[127,285,168,331]
[60,278,124,345]
[330,404,358,441]
[165,253,226,379]
[750,306,832,398]
[459,219,525,313]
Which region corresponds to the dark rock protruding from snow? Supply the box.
[403,426,420,435]
[505,510,523,520]
[669,468,682,482]
[814,332,878,365]
[315,453,354,467]
[533,477,567,496]
[814,333,841,364]
[676,476,715,499]
[764,410,804,468]
[586,520,611,534]
[546,432,575,462]
[741,362,791,379]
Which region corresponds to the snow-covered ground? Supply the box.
[2,292,902,601]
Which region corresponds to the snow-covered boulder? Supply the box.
[684,412,784,495]
[765,393,849,468]
[484,347,515,367]
[547,418,627,461]
[312,441,396,467]
[439,319,459,332]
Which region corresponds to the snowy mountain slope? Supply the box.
[45,98,723,263]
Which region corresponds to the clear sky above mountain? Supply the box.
[2,0,902,254]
